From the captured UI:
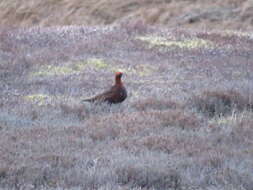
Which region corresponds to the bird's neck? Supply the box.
[115,77,122,85]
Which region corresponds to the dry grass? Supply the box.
[0,24,253,189]
[191,90,253,117]
[0,0,253,31]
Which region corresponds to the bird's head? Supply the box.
[115,72,123,85]
[115,72,123,78]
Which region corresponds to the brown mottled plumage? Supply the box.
[82,72,127,104]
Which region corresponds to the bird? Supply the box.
[82,72,127,104]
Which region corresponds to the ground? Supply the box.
[0,24,253,189]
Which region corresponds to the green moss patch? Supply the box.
[31,58,107,78]
[72,58,107,70]
[71,61,87,71]
[24,94,52,106]
[137,35,213,50]
[24,94,78,106]
[87,58,108,69]
[32,65,77,77]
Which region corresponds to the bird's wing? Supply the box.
[82,87,116,103]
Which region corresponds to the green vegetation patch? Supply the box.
[72,58,107,70]
[86,58,108,69]
[24,94,78,106]
[32,65,77,77]
[24,94,52,106]
[71,62,87,71]
[137,35,213,50]
[31,58,107,78]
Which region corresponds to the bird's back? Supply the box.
[106,84,127,103]
[82,84,127,104]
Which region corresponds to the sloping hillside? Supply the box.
[0,0,253,30]
[0,24,253,189]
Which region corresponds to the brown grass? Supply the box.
[191,90,253,117]
[0,0,253,31]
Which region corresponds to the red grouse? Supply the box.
[82,72,127,104]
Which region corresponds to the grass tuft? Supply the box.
[116,165,181,190]
[191,90,253,117]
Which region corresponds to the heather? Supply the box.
[0,24,253,189]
